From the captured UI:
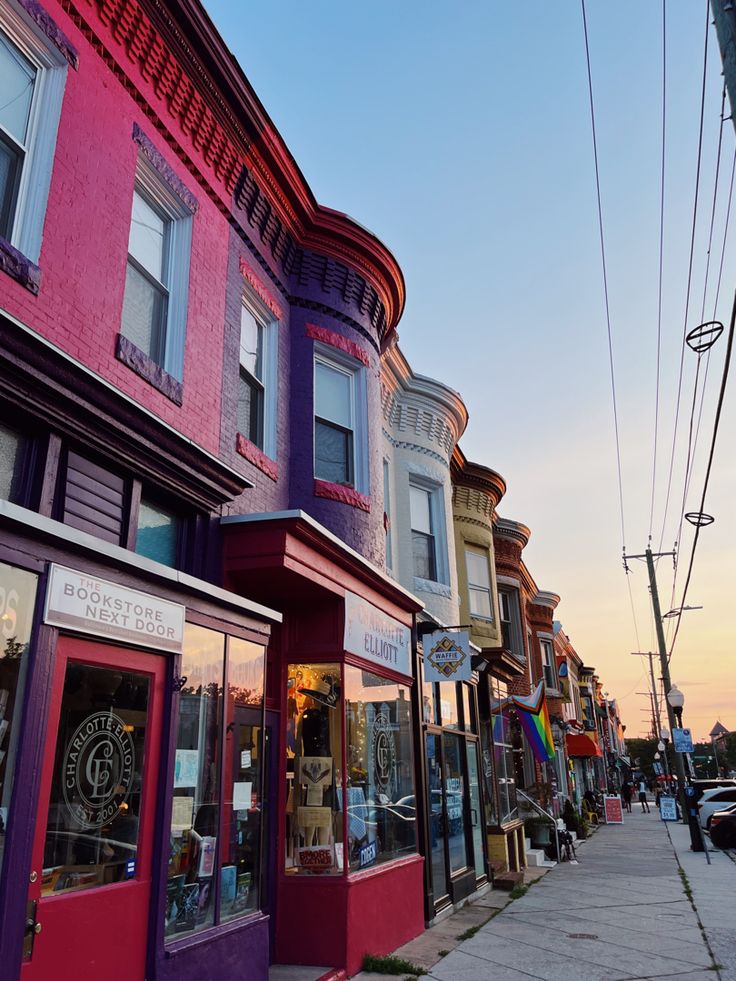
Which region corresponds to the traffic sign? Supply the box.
[672,728,694,754]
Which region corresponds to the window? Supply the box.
[237,299,278,456]
[410,484,437,581]
[344,667,416,871]
[135,497,180,567]
[498,588,523,658]
[465,548,493,619]
[540,639,557,690]
[489,680,517,824]
[166,625,265,939]
[0,6,68,263]
[314,348,366,490]
[0,421,29,503]
[121,159,193,381]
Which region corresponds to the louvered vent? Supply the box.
[62,451,125,544]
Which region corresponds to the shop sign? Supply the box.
[423,630,471,682]
[343,592,410,676]
[659,795,678,821]
[359,840,377,868]
[45,565,185,653]
[672,727,694,754]
[603,795,624,824]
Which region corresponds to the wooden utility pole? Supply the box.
[712,0,736,134]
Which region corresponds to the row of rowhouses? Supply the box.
[0,0,627,977]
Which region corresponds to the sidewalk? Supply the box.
[414,808,724,981]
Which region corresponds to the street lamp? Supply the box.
[654,752,661,760]
[667,685,685,727]
[657,741,665,753]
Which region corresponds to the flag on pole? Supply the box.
[512,682,555,762]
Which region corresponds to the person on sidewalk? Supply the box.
[637,777,651,813]
[621,780,632,813]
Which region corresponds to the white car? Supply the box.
[697,786,736,829]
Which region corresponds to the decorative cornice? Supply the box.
[494,516,531,548]
[307,322,371,366]
[18,0,79,67]
[381,430,449,469]
[451,446,506,508]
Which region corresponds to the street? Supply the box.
[422,808,735,981]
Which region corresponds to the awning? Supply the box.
[566,733,603,758]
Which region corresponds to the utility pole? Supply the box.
[633,656,670,778]
[711,1,736,135]
[625,548,688,820]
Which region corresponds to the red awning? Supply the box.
[566,733,603,758]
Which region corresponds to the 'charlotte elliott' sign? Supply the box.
[344,592,411,677]
[45,565,185,653]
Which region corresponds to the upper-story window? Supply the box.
[498,588,523,659]
[540,638,557,690]
[314,347,366,490]
[238,299,278,457]
[121,158,193,382]
[0,5,68,263]
[135,497,180,567]
[410,481,447,584]
[465,547,493,620]
[0,420,30,504]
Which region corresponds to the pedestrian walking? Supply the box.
[638,777,650,813]
[621,780,632,813]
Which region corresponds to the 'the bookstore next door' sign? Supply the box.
[45,565,185,653]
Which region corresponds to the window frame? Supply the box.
[0,1,69,263]
[465,546,493,621]
[497,587,523,658]
[121,155,193,382]
[237,294,278,458]
[408,477,448,586]
[313,344,367,493]
[539,637,557,691]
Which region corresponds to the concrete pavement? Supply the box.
[421,807,728,981]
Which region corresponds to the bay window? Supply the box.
[314,348,366,490]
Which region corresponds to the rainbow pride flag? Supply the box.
[512,682,555,763]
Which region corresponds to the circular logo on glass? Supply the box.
[62,712,135,829]
[372,711,396,797]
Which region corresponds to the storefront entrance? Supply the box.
[22,637,164,980]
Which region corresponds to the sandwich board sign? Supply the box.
[659,795,678,821]
[603,795,624,824]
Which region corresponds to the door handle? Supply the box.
[23,900,41,959]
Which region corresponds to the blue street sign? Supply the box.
[672,728,694,754]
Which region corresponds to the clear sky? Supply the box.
[204,1,735,741]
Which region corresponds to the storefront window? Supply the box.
[480,723,498,827]
[0,562,37,870]
[166,626,265,939]
[490,681,517,825]
[422,677,438,725]
[438,684,460,729]
[285,663,342,875]
[344,667,416,871]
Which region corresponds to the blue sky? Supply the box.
[204,1,736,739]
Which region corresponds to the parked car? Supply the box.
[690,779,736,804]
[709,806,736,850]
[696,786,736,829]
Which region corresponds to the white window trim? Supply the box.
[465,545,493,622]
[540,638,558,691]
[408,475,448,586]
[240,292,279,460]
[1,1,68,263]
[127,155,193,381]
[313,342,368,494]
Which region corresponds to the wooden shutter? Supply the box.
[62,451,125,544]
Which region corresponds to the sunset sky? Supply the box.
[204,1,736,741]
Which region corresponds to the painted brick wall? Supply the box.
[0,1,232,457]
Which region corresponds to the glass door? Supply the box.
[22,637,164,981]
[465,741,486,879]
[441,732,469,874]
[425,732,448,905]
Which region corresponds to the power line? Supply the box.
[668,290,736,660]
[657,0,711,554]
[649,0,667,541]
[580,0,627,552]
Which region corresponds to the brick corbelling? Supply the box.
[239,258,285,319]
[314,479,371,512]
[306,322,371,366]
[235,433,278,481]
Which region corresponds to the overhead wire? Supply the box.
[656,0,711,556]
[649,0,667,542]
[580,0,627,551]
[668,290,736,661]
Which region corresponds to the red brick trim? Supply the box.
[115,334,183,404]
[306,323,370,366]
[239,259,285,319]
[314,479,370,512]
[0,237,40,295]
[236,433,278,481]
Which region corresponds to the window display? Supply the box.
[0,562,37,869]
[166,626,265,939]
[344,667,416,871]
[285,663,342,875]
[490,680,517,825]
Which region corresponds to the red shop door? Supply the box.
[22,636,165,980]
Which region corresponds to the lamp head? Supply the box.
[667,684,685,710]
[657,741,665,752]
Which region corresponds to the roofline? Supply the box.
[451,446,507,506]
